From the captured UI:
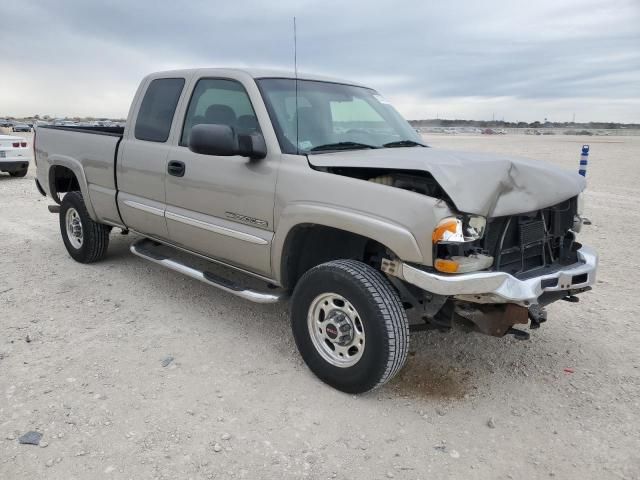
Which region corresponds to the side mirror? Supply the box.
[188,124,266,160]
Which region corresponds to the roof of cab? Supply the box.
[146,68,369,89]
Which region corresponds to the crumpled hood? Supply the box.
[308,147,586,217]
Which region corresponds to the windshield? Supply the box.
[256,78,423,154]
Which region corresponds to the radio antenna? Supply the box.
[293,16,299,154]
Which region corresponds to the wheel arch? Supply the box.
[48,156,98,220]
[274,204,424,290]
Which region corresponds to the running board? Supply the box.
[130,238,284,304]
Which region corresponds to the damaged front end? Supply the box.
[310,146,595,339]
[390,280,592,340]
[431,197,583,277]
[382,195,597,339]
[393,287,532,339]
[454,302,530,339]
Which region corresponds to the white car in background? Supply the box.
[0,135,31,177]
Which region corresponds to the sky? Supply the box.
[1,0,639,122]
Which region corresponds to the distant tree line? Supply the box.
[408,119,639,129]
[3,113,637,130]
[1,114,127,122]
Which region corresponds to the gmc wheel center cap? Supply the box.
[324,312,355,346]
[325,323,339,339]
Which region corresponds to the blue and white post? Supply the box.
[579,144,589,177]
[578,144,592,225]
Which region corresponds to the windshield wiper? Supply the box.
[309,142,379,152]
[382,140,426,148]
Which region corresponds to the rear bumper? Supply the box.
[0,160,30,172]
[383,245,598,306]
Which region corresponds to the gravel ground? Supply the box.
[1,130,639,479]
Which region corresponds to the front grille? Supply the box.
[484,197,579,277]
[520,220,545,245]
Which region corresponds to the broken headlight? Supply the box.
[432,215,493,273]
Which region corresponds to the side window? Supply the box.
[181,78,260,146]
[134,78,185,142]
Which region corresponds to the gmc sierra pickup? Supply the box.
[34,68,597,393]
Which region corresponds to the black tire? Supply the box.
[59,191,110,263]
[291,259,409,393]
[9,168,28,178]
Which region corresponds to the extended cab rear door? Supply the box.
[164,72,279,277]
[117,75,189,240]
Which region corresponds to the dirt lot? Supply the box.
[1,130,639,479]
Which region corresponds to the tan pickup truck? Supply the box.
[34,68,597,393]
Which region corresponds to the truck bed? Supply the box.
[35,124,124,227]
[39,125,124,137]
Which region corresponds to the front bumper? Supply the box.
[382,245,598,306]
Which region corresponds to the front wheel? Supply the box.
[291,259,409,393]
[59,191,110,263]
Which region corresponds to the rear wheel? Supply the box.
[59,191,110,263]
[291,259,409,393]
[9,168,27,177]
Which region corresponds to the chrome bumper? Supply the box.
[382,245,598,306]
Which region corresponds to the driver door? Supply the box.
[164,77,278,277]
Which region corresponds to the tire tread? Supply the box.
[60,191,110,263]
[293,259,409,391]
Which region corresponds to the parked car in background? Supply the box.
[0,135,30,177]
[0,119,14,128]
[12,123,32,132]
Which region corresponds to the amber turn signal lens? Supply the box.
[432,219,459,244]
[434,258,459,273]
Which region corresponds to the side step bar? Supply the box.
[130,238,284,304]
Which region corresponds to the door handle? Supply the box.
[167,160,185,177]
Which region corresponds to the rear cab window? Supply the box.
[134,78,185,142]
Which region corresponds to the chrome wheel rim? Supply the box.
[307,293,365,368]
[65,207,83,249]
